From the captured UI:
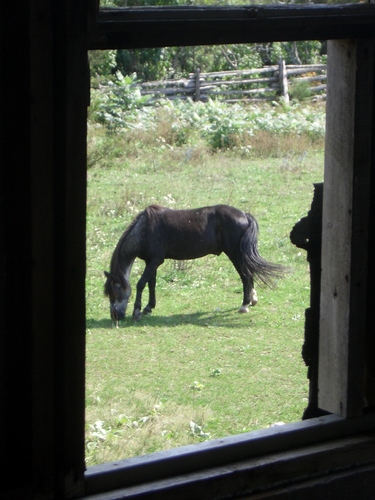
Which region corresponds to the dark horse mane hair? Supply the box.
[105,205,168,293]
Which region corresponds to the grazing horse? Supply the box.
[104,204,283,324]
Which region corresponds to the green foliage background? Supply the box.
[90,40,325,83]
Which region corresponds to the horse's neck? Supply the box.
[117,223,140,279]
[116,254,134,280]
[123,259,134,280]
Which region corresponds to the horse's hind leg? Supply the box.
[238,275,254,313]
[234,269,257,313]
[250,286,258,306]
[227,254,257,313]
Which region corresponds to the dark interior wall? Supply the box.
[1,1,88,497]
[0,2,33,494]
[366,42,375,408]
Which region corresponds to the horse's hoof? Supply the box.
[133,310,142,321]
[142,307,152,315]
[238,305,249,313]
[250,290,258,306]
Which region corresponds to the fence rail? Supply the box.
[139,59,327,104]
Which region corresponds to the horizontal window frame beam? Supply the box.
[88,4,375,49]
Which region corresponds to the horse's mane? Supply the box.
[109,205,169,287]
[145,204,169,224]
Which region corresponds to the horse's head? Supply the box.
[104,271,131,322]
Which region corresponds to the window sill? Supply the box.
[84,412,375,498]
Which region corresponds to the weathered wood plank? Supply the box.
[279,57,289,103]
[297,75,327,83]
[202,87,277,96]
[193,67,279,78]
[287,68,327,77]
[97,4,375,22]
[319,39,374,417]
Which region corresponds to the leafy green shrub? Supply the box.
[90,73,151,129]
[289,80,312,102]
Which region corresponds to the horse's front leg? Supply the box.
[238,276,257,313]
[133,261,160,321]
[143,270,157,315]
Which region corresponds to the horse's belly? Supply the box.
[165,241,221,260]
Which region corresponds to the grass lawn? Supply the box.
[86,130,324,465]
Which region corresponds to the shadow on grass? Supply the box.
[86,307,256,330]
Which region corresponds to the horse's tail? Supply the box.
[240,213,284,287]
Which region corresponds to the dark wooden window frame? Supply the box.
[89,3,375,49]
[82,4,375,498]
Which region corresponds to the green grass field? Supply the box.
[86,110,324,466]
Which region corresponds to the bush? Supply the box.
[88,83,325,155]
[289,80,312,102]
[89,73,151,129]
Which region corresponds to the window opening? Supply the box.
[86,41,325,466]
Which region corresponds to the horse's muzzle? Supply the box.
[110,301,127,322]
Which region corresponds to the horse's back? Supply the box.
[142,204,252,260]
[214,204,250,225]
[151,204,248,224]
[145,205,222,259]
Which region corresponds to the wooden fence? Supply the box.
[139,59,327,104]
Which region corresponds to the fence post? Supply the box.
[194,67,201,102]
[279,58,289,103]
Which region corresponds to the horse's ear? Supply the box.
[104,271,110,279]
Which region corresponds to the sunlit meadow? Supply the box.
[86,97,325,465]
